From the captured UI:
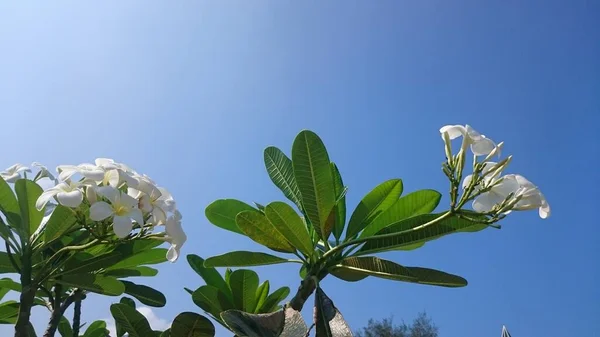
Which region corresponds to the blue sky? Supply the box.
[0,1,598,336]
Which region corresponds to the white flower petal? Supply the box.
[95,158,119,170]
[86,186,97,204]
[57,165,79,182]
[119,192,139,209]
[465,125,484,141]
[90,201,114,221]
[151,207,167,225]
[2,173,21,183]
[470,137,496,156]
[539,198,550,219]
[491,176,520,198]
[128,208,144,226]
[97,186,120,204]
[166,245,180,262]
[56,190,84,208]
[462,174,473,190]
[472,193,505,213]
[77,164,105,181]
[15,166,31,174]
[36,187,61,210]
[113,215,133,238]
[439,125,466,140]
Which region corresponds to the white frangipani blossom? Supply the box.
[0,164,31,183]
[440,124,497,156]
[164,210,186,262]
[90,186,144,238]
[32,162,57,183]
[95,158,139,188]
[36,181,88,210]
[57,164,105,182]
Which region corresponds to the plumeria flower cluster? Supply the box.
[440,124,550,220]
[1,159,186,262]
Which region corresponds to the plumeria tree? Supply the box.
[0,124,548,337]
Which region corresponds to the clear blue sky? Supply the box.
[1,1,598,336]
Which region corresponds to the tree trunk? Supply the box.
[14,286,36,337]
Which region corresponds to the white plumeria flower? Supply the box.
[36,181,88,210]
[94,158,139,188]
[0,164,31,183]
[90,186,144,238]
[157,187,176,212]
[471,173,550,219]
[164,210,186,262]
[128,182,168,225]
[439,124,497,156]
[32,162,57,183]
[57,164,105,182]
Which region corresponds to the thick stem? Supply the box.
[42,289,78,337]
[289,277,317,311]
[14,248,35,337]
[72,291,82,337]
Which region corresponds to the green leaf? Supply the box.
[264,146,304,209]
[122,281,166,307]
[113,239,164,256]
[329,267,368,282]
[83,320,108,337]
[43,205,78,246]
[192,285,222,317]
[58,316,73,337]
[258,286,290,313]
[235,211,295,253]
[0,278,22,292]
[360,189,441,238]
[187,255,231,301]
[346,179,403,239]
[106,249,167,271]
[330,163,346,241]
[314,288,352,337]
[54,274,125,296]
[160,329,171,337]
[14,179,44,237]
[0,176,21,230]
[204,251,291,268]
[359,213,488,255]
[0,301,19,323]
[230,269,259,312]
[221,310,284,337]
[337,256,467,287]
[28,321,38,337]
[0,252,19,274]
[291,130,336,240]
[171,312,215,337]
[120,296,136,309]
[224,268,232,284]
[0,214,15,243]
[0,288,10,302]
[104,267,159,278]
[61,251,123,275]
[110,303,154,337]
[254,281,270,314]
[205,199,257,235]
[264,202,313,256]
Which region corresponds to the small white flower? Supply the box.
[164,210,186,262]
[36,181,88,210]
[94,158,139,188]
[440,124,497,156]
[32,162,57,183]
[89,186,144,238]
[57,164,105,182]
[1,164,31,183]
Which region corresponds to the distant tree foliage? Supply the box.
[355,312,438,337]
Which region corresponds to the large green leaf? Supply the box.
[192,285,223,317]
[235,211,295,253]
[358,213,488,255]
[264,146,303,209]
[120,296,136,308]
[0,252,19,274]
[204,251,291,268]
[258,286,290,314]
[54,274,125,296]
[265,202,313,256]
[122,281,166,307]
[14,179,44,237]
[291,130,336,240]
[104,266,159,278]
[205,199,257,235]
[360,189,441,238]
[330,163,346,241]
[221,309,284,337]
[110,303,154,337]
[187,255,231,300]
[171,312,215,337]
[314,287,352,337]
[43,205,78,246]
[61,251,123,275]
[106,249,167,270]
[0,301,19,323]
[113,239,163,256]
[83,320,108,337]
[0,213,15,243]
[160,329,171,337]
[346,179,403,239]
[230,269,259,312]
[0,288,10,302]
[0,177,21,230]
[254,281,270,314]
[0,278,22,292]
[337,256,467,287]
[58,316,73,337]
[329,267,369,282]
